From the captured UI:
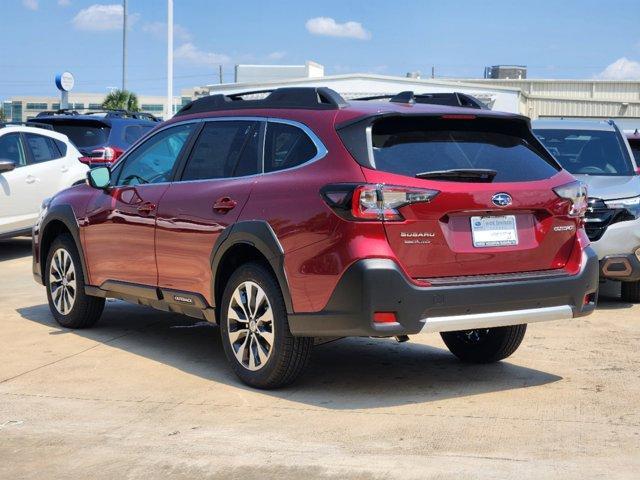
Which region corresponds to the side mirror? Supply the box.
[0,159,16,173]
[87,167,111,189]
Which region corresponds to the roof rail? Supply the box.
[35,109,81,117]
[0,121,53,130]
[84,110,162,122]
[34,109,161,122]
[175,87,348,117]
[354,91,488,110]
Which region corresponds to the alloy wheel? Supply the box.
[227,281,275,371]
[49,248,77,315]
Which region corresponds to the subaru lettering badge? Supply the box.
[492,193,512,207]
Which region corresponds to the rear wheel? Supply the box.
[219,262,313,389]
[440,324,527,363]
[46,234,104,328]
[621,280,640,303]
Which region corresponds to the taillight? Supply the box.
[553,181,588,218]
[321,184,439,221]
[80,146,124,166]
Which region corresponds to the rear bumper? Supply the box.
[288,247,599,337]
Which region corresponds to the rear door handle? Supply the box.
[213,197,237,213]
[26,175,36,184]
[137,202,156,214]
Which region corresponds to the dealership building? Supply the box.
[180,62,640,129]
[2,93,182,123]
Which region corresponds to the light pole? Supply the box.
[122,0,127,91]
[166,0,173,119]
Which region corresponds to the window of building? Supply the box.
[26,103,48,110]
[141,104,164,112]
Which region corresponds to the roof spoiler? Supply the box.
[175,87,348,117]
[354,91,488,110]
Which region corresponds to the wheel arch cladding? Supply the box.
[40,205,88,285]
[211,221,293,314]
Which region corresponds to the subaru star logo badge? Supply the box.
[492,193,512,207]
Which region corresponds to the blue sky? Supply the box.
[1,0,640,99]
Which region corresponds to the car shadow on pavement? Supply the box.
[0,238,32,262]
[17,300,562,409]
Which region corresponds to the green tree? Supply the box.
[101,89,140,112]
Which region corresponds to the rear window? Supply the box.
[124,125,153,145]
[371,117,559,182]
[47,122,110,149]
[534,129,634,176]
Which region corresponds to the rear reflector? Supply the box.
[441,114,476,120]
[373,312,397,324]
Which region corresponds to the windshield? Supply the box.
[371,118,559,182]
[534,129,633,176]
[48,123,110,149]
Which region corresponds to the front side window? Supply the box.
[535,129,634,176]
[181,121,260,181]
[115,123,193,186]
[264,122,317,173]
[0,133,27,167]
[25,133,62,163]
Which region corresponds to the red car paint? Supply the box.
[35,98,591,315]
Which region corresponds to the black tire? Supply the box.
[45,233,104,329]
[440,324,527,363]
[621,281,640,303]
[219,262,313,389]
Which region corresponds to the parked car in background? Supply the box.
[625,129,640,164]
[33,88,598,388]
[534,120,640,302]
[0,122,88,239]
[28,110,160,168]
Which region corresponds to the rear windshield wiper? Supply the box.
[415,169,498,182]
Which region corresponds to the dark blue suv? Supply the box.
[28,110,160,167]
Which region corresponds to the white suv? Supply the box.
[0,124,88,239]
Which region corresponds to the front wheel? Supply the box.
[219,262,313,389]
[46,234,105,328]
[440,324,527,363]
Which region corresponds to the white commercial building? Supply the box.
[184,73,522,113]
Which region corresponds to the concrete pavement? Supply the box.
[0,237,638,479]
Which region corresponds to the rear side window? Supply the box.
[264,122,317,173]
[48,122,110,149]
[535,129,633,176]
[370,117,559,182]
[181,121,260,181]
[629,139,640,164]
[124,125,153,145]
[25,133,62,163]
[54,139,67,156]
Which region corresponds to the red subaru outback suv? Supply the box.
[32,87,599,388]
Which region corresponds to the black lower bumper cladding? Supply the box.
[289,248,600,337]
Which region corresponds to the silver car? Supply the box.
[534,119,640,302]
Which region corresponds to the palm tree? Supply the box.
[101,89,140,112]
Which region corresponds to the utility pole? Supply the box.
[219,65,223,84]
[166,0,173,119]
[122,0,127,90]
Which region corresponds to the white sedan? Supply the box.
[0,124,88,239]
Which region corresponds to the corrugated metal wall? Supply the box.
[461,79,640,119]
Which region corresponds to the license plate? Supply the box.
[470,215,518,247]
